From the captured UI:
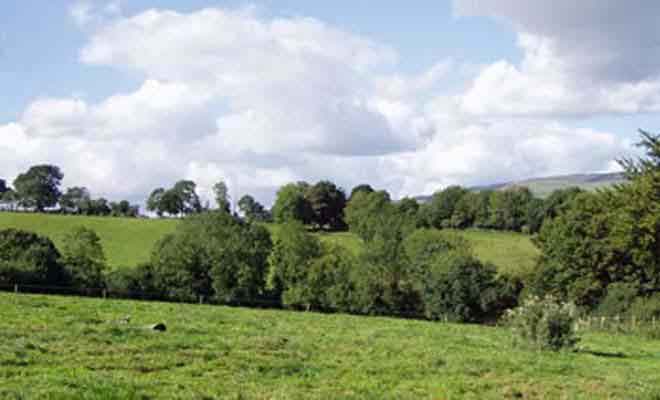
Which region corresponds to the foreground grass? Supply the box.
[0,213,178,268]
[1,293,660,399]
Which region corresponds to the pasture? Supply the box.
[1,293,659,399]
[0,213,538,274]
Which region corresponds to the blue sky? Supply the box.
[1,1,658,205]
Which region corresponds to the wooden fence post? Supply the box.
[199,295,204,305]
[14,284,18,294]
[102,289,107,299]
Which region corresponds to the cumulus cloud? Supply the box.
[454,0,660,117]
[0,3,640,207]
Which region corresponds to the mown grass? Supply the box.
[0,214,538,274]
[1,293,660,399]
[0,213,178,268]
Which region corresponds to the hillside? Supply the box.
[2,293,659,399]
[415,172,626,202]
[0,213,538,274]
[0,213,178,268]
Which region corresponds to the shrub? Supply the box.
[0,228,66,286]
[60,227,107,288]
[506,295,580,351]
[104,263,163,299]
[420,252,511,322]
[627,294,660,321]
[595,282,640,317]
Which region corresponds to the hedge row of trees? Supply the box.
[0,166,139,217]
[0,210,520,322]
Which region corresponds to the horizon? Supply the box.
[2,1,658,207]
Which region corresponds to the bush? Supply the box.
[627,294,660,321]
[0,228,66,286]
[104,263,163,299]
[506,295,580,351]
[420,252,512,322]
[595,282,640,317]
[60,227,107,288]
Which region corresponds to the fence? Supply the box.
[2,284,659,334]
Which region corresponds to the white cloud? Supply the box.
[0,3,642,207]
[454,0,660,117]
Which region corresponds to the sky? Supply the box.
[1,0,659,206]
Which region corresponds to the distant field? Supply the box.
[0,214,538,274]
[450,229,540,276]
[0,213,178,268]
[2,293,659,399]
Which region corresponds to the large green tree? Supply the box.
[272,182,313,224]
[0,229,66,285]
[305,180,347,230]
[426,186,469,228]
[152,211,272,302]
[533,130,660,307]
[13,165,63,211]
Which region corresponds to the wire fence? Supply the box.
[1,283,658,334]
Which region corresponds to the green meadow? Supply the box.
[1,293,659,399]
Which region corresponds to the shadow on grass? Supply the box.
[581,349,627,358]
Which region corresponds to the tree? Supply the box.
[0,189,18,211]
[542,187,583,220]
[110,200,139,217]
[172,180,202,215]
[213,181,231,213]
[13,165,63,211]
[267,221,322,307]
[0,229,66,285]
[344,190,392,242]
[0,179,7,195]
[397,197,420,217]
[305,180,347,230]
[349,184,374,201]
[60,187,91,214]
[152,211,272,302]
[272,182,313,224]
[238,194,268,222]
[60,227,106,288]
[426,186,469,228]
[532,130,660,307]
[489,187,534,231]
[351,209,419,315]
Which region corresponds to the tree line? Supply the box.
[1,130,658,325]
[0,166,139,217]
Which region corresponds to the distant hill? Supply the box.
[414,172,626,203]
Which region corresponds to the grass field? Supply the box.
[0,213,538,274]
[0,213,178,268]
[449,229,540,276]
[1,293,660,399]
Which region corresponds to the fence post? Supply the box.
[14,284,18,294]
[102,289,107,299]
[199,295,204,305]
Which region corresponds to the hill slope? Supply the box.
[0,213,178,268]
[0,213,538,273]
[415,172,626,202]
[2,293,659,399]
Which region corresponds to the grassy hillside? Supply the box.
[0,213,178,268]
[450,229,540,276]
[2,293,659,399]
[0,213,538,274]
[415,172,626,202]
